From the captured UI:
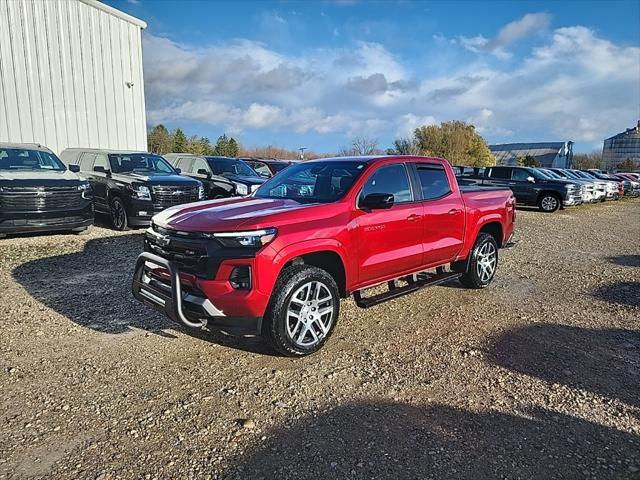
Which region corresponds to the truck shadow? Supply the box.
[594,281,640,307]
[488,323,640,408]
[607,255,640,267]
[222,401,639,479]
[11,234,275,354]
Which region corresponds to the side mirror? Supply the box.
[197,168,212,178]
[68,164,80,173]
[360,193,394,211]
[174,168,182,174]
[527,176,535,183]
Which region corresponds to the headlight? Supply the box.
[77,182,92,199]
[198,184,205,200]
[206,228,277,248]
[129,185,151,200]
[233,182,248,196]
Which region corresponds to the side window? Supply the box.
[177,158,194,173]
[415,164,451,200]
[511,169,530,181]
[488,167,511,179]
[192,158,209,175]
[359,164,412,205]
[79,152,96,171]
[94,154,108,170]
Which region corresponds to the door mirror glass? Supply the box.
[93,165,110,175]
[68,164,80,173]
[197,168,211,177]
[527,176,535,183]
[360,193,394,211]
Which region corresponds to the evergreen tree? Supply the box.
[172,128,188,153]
[147,124,172,154]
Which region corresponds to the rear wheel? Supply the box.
[110,197,128,231]
[263,265,340,356]
[460,233,498,289]
[538,193,561,212]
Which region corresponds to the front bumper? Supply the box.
[0,203,94,235]
[562,193,583,206]
[132,252,263,335]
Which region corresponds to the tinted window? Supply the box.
[511,169,531,181]
[488,167,511,179]
[0,148,66,171]
[177,158,194,173]
[416,164,451,200]
[207,157,259,177]
[109,154,175,174]
[360,164,412,204]
[270,162,289,173]
[255,161,366,204]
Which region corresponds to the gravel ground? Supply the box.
[0,200,639,480]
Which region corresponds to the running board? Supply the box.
[353,271,462,308]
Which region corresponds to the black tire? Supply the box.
[537,192,561,212]
[263,265,340,357]
[459,233,499,289]
[109,196,128,231]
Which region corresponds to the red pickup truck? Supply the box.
[133,156,516,356]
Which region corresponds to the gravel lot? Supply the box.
[1,200,639,480]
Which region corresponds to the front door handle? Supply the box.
[407,214,421,222]
[448,208,462,215]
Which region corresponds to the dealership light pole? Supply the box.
[298,147,307,161]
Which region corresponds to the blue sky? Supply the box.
[106,0,640,153]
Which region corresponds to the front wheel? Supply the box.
[459,233,498,289]
[263,265,340,356]
[109,197,128,231]
[538,193,561,212]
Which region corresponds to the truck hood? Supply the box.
[153,196,321,232]
[219,173,266,186]
[0,169,83,186]
[112,173,200,186]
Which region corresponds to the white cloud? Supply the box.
[459,13,552,58]
[143,21,639,149]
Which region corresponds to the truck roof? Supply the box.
[0,142,54,153]
[305,155,448,164]
[61,148,149,155]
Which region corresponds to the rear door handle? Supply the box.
[448,209,462,215]
[407,214,421,222]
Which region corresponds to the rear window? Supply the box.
[0,148,65,171]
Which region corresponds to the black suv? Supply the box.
[0,143,93,238]
[163,153,235,199]
[459,165,583,212]
[165,155,265,197]
[59,149,203,230]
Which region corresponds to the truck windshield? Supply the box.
[0,148,66,171]
[108,154,176,174]
[255,160,367,203]
[207,158,259,178]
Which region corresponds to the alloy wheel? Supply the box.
[476,241,497,283]
[111,200,126,229]
[286,280,335,348]
[541,196,558,211]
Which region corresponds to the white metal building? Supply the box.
[0,0,147,155]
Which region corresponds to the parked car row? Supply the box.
[0,142,293,237]
[454,165,638,212]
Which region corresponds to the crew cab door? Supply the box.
[412,162,465,266]
[508,168,537,203]
[354,163,423,285]
[91,153,110,210]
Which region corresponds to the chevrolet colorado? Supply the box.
[132,156,516,356]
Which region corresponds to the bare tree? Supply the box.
[339,137,379,156]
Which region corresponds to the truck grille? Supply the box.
[0,186,84,211]
[152,186,200,209]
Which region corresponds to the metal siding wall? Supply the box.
[0,0,146,154]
